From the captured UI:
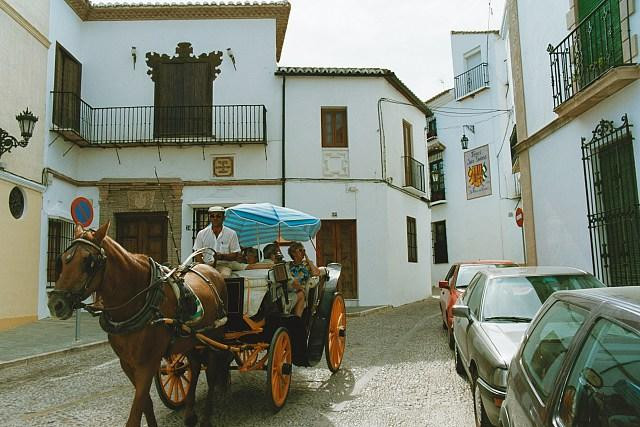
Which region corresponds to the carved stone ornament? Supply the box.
[146,42,223,82]
[127,191,156,210]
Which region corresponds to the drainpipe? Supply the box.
[281,74,286,206]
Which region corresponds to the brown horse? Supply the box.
[47,221,229,427]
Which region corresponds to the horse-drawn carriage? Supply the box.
[48,202,346,426]
[154,260,346,411]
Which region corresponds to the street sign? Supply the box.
[515,207,524,228]
[71,197,94,227]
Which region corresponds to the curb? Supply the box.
[0,340,110,369]
[346,305,393,318]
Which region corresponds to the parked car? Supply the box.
[499,286,640,427]
[452,267,605,427]
[439,260,514,349]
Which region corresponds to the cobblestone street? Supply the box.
[0,297,474,426]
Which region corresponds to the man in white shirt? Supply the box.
[193,206,241,277]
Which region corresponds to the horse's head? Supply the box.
[48,221,110,319]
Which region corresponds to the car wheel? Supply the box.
[472,374,492,427]
[448,325,455,350]
[454,342,465,377]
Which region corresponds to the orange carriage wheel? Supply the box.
[266,327,292,411]
[154,353,193,410]
[325,294,347,373]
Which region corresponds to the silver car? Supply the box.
[452,267,605,427]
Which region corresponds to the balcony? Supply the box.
[548,0,640,117]
[50,92,267,146]
[402,156,425,193]
[454,63,489,100]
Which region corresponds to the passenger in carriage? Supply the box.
[241,243,282,270]
[287,242,322,317]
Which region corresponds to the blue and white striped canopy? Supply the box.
[224,203,321,247]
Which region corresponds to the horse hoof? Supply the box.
[184,413,198,427]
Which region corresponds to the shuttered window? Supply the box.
[407,216,417,263]
[53,44,82,130]
[154,62,212,138]
[321,108,348,147]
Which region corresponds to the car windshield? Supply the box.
[482,274,605,322]
[456,264,512,288]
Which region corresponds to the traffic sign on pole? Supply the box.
[515,207,524,228]
[71,197,94,228]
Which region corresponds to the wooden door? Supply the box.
[154,62,212,138]
[403,120,414,187]
[53,44,82,131]
[316,220,357,299]
[116,213,168,263]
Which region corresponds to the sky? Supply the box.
[280,0,506,100]
[95,0,507,101]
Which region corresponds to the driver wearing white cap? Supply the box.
[193,206,241,277]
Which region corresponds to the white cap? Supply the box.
[208,206,225,213]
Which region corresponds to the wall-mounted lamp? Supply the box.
[0,108,38,159]
[431,169,440,183]
[226,47,237,70]
[131,46,137,70]
[460,133,469,150]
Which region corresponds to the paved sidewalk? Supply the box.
[0,305,390,367]
[0,311,107,366]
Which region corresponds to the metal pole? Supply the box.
[75,309,80,341]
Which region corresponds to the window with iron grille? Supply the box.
[432,220,448,264]
[192,208,210,245]
[427,116,437,139]
[430,157,445,202]
[47,218,75,287]
[582,115,640,286]
[407,216,417,263]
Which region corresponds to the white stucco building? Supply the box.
[426,27,524,286]
[32,0,432,320]
[508,0,640,285]
[0,0,50,330]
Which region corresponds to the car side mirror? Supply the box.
[452,305,471,321]
[438,280,449,289]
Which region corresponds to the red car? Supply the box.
[438,260,515,349]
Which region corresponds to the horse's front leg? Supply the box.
[125,362,160,427]
[120,360,158,427]
[183,350,203,427]
[201,350,231,425]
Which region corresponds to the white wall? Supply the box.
[283,75,428,184]
[428,30,524,286]
[516,0,640,274]
[529,81,640,271]
[46,0,282,182]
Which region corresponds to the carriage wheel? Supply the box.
[325,294,347,373]
[266,327,292,411]
[154,353,193,410]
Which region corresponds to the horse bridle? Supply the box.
[49,237,107,311]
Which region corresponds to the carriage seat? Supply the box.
[231,269,270,317]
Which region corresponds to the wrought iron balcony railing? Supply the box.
[548,0,632,108]
[403,156,425,193]
[454,63,489,99]
[50,91,267,146]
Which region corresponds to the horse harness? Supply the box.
[52,236,226,336]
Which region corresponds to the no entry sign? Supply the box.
[515,207,524,228]
[71,197,94,227]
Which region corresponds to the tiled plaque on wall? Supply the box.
[322,149,350,177]
[213,156,234,177]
